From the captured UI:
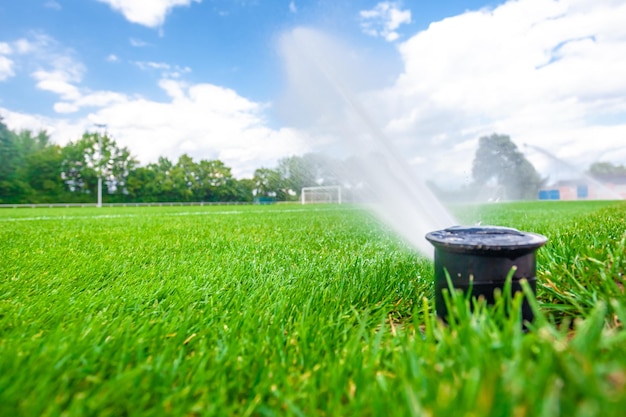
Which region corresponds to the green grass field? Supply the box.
[1,201,625,416]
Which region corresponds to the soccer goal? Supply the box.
[301,185,342,205]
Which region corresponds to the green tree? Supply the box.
[18,132,65,202]
[472,134,544,200]
[150,157,176,201]
[0,122,67,203]
[276,153,340,199]
[0,120,28,203]
[588,161,626,178]
[195,159,238,202]
[253,168,283,199]
[169,154,198,202]
[234,178,255,202]
[61,132,138,201]
[277,155,315,198]
[125,166,158,202]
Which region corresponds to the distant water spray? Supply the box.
[524,144,623,200]
[278,28,457,257]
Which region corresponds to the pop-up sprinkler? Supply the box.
[425,226,547,323]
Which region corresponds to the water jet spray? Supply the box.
[279,28,548,324]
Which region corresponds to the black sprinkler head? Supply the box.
[425,226,548,324]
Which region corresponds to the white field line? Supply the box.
[0,206,358,222]
[0,213,142,222]
[167,207,356,217]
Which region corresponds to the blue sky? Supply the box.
[1,0,625,181]
[0,1,493,113]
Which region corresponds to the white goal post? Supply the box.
[301,185,342,205]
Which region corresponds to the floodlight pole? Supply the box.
[94,123,107,208]
[97,176,102,207]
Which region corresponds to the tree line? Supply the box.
[0,118,341,204]
[3,118,621,205]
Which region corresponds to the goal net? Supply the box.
[301,185,342,204]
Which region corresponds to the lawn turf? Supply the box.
[1,201,625,416]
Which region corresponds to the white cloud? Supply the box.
[106,54,119,62]
[159,78,187,100]
[129,37,149,47]
[9,35,130,115]
[13,38,35,54]
[289,1,297,14]
[0,35,86,92]
[0,43,14,81]
[278,2,626,188]
[0,56,14,81]
[97,0,202,28]
[133,60,192,78]
[134,61,170,70]
[35,76,81,100]
[6,0,625,185]
[1,35,72,83]
[31,56,85,101]
[360,1,411,42]
[2,29,309,179]
[2,65,309,178]
[0,107,91,147]
[53,91,128,114]
[368,0,626,183]
[0,43,12,55]
[83,80,308,177]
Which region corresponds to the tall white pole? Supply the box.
[94,123,107,208]
[97,177,102,207]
